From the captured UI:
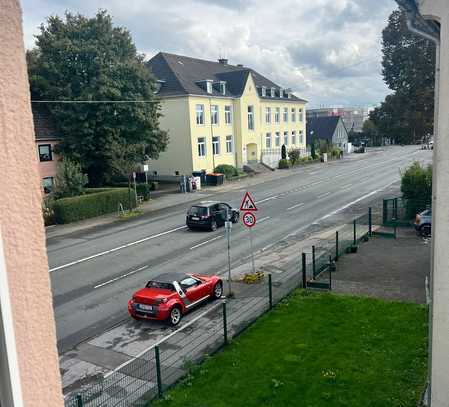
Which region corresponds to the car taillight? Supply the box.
[416,214,421,224]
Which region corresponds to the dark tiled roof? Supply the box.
[32,106,60,141]
[306,116,342,144]
[147,52,307,102]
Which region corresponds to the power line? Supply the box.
[31,100,158,103]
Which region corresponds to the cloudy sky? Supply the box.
[21,0,398,108]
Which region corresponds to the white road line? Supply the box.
[258,216,271,223]
[341,183,353,189]
[317,192,332,199]
[190,236,222,250]
[255,195,278,204]
[49,225,187,273]
[94,265,149,289]
[287,202,305,211]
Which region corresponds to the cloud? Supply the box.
[21,0,397,107]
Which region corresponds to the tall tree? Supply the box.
[371,9,435,144]
[28,10,168,186]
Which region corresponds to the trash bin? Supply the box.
[205,173,224,186]
[193,176,201,190]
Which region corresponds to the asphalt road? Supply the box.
[48,146,431,352]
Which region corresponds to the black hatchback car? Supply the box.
[186,201,239,231]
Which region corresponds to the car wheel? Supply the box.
[169,306,182,326]
[213,281,223,299]
[210,220,217,231]
[420,224,431,238]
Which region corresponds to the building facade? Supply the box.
[307,107,369,133]
[147,53,307,174]
[306,116,350,152]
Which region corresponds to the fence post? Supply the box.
[76,394,83,407]
[312,246,316,277]
[382,199,387,224]
[353,219,357,245]
[335,231,339,261]
[268,274,273,310]
[368,207,372,237]
[328,255,332,290]
[155,345,163,398]
[393,198,398,220]
[222,301,228,345]
[301,253,307,289]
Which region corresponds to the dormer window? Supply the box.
[154,80,165,94]
[270,87,276,98]
[206,80,213,94]
[261,86,267,97]
[279,88,284,98]
[219,81,226,95]
[285,88,292,99]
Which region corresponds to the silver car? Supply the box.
[415,209,432,237]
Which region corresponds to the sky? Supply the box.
[21,0,398,108]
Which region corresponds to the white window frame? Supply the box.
[283,108,288,122]
[275,132,281,147]
[212,136,220,155]
[299,108,303,122]
[279,88,284,98]
[261,86,266,97]
[275,107,280,124]
[284,131,289,146]
[299,130,304,144]
[196,104,204,125]
[291,108,296,122]
[265,133,272,148]
[247,106,254,130]
[265,107,271,124]
[225,106,232,125]
[270,87,276,98]
[291,131,297,145]
[211,105,219,125]
[0,232,24,407]
[220,81,226,95]
[206,80,213,94]
[226,135,233,153]
[197,137,206,157]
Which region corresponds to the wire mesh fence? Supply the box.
[383,197,431,227]
[65,205,392,407]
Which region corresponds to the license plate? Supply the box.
[139,304,153,311]
[191,217,199,221]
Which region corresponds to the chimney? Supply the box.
[218,58,228,65]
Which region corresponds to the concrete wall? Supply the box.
[0,1,63,406]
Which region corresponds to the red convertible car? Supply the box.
[128,272,223,325]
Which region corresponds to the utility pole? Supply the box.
[225,208,232,296]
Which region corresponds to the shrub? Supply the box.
[310,143,317,160]
[214,164,239,179]
[278,159,290,169]
[53,158,89,199]
[53,188,135,224]
[136,183,151,200]
[288,149,301,165]
[42,196,55,226]
[401,162,432,218]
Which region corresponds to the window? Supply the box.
[283,108,288,122]
[38,144,52,162]
[247,105,254,130]
[196,104,204,125]
[261,86,266,97]
[225,106,232,125]
[211,105,219,125]
[42,177,54,194]
[220,81,226,95]
[212,136,220,155]
[275,132,280,147]
[206,80,213,94]
[198,137,206,157]
[226,135,233,153]
[180,277,200,290]
[265,107,271,124]
[291,131,297,145]
[284,131,289,146]
[279,88,284,98]
[275,107,280,123]
[265,133,272,148]
[299,130,304,144]
[270,87,276,97]
[299,108,304,122]
[291,108,296,122]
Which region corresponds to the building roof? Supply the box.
[147,52,307,102]
[32,106,60,141]
[306,116,345,143]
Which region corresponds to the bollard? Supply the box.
[368,207,372,237]
[302,253,307,289]
[312,246,316,277]
[222,301,228,345]
[268,274,273,310]
[155,345,163,398]
[335,231,339,261]
[76,395,83,407]
[353,219,357,245]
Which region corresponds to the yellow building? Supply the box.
[147,52,307,174]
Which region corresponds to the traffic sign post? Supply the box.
[242,212,256,228]
[225,208,232,297]
[241,191,258,276]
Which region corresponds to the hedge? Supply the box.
[53,188,135,224]
[214,164,239,179]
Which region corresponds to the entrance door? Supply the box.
[246,143,258,164]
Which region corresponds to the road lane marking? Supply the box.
[190,236,222,250]
[342,183,353,189]
[94,265,149,289]
[317,192,331,199]
[287,203,305,211]
[255,195,278,204]
[49,225,188,273]
[258,216,271,223]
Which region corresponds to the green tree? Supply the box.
[28,10,168,186]
[310,142,317,160]
[53,158,88,198]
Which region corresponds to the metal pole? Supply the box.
[155,345,162,398]
[353,219,357,245]
[369,207,372,237]
[268,274,273,309]
[249,226,256,275]
[301,253,307,289]
[226,208,232,297]
[312,245,316,277]
[222,301,228,345]
[383,199,387,224]
[335,231,339,261]
[329,255,332,290]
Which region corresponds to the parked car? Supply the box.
[415,209,432,237]
[186,201,239,231]
[128,272,223,325]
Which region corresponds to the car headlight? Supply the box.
[156,298,168,305]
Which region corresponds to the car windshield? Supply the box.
[189,206,208,216]
[145,281,175,291]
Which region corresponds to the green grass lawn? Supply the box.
[151,291,428,407]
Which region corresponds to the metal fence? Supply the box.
[383,197,431,227]
[65,207,383,407]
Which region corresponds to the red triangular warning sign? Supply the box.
[240,191,258,211]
